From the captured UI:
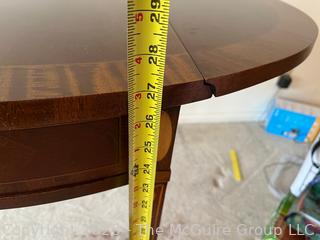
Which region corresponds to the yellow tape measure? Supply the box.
[127,0,171,239]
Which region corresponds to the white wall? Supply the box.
[180,78,278,123]
[180,1,320,123]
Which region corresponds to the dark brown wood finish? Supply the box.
[151,183,168,240]
[171,0,318,96]
[0,0,317,130]
[0,0,318,237]
[0,0,209,130]
[0,107,179,209]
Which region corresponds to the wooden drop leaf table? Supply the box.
[0,0,317,239]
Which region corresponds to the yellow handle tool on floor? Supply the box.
[230,149,243,182]
[127,0,171,239]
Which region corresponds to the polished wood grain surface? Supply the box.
[171,0,318,96]
[0,0,209,130]
[0,0,317,130]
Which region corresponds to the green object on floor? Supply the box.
[264,176,320,240]
[263,193,296,240]
[279,193,296,215]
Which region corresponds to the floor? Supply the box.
[0,123,308,240]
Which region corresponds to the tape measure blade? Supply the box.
[128,0,171,239]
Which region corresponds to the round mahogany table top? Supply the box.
[0,0,317,130]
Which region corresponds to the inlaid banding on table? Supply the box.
[8,68,28,101]
[0,68,12,101]
[165,54,202,84]
[0,54,203,102]
[93,63,126,93]
[0,0,316,131]
[64,66,81,96]
[26,67,62,99]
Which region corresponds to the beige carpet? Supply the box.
[0,123,308,239]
